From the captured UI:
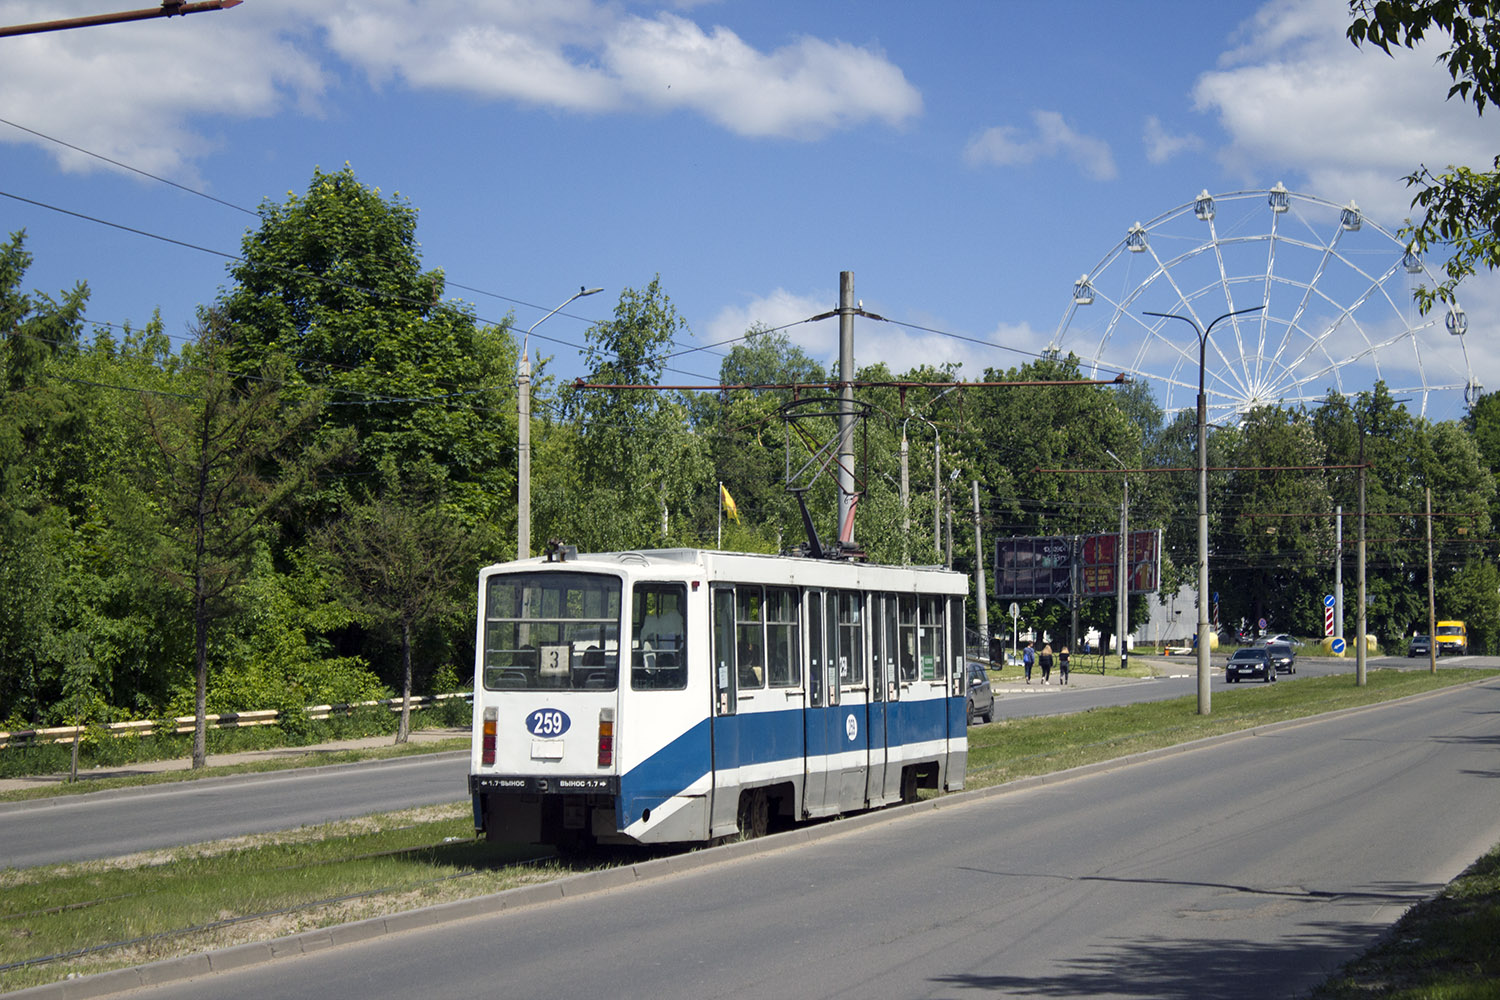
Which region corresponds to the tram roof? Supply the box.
[481,548,968,593]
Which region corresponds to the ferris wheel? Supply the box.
[1050,185,1480,425]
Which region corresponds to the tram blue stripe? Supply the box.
[618,698,962,820]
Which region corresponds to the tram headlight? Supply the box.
[482,707,497,766]
[597,708,615,768]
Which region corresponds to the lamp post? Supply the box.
[1144,306,1262,715]
[518,286,603,561]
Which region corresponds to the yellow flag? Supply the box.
[720,484,739,521]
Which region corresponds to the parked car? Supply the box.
[1225,646,1277,683]
[1407,634,1433,658]
[965,661,994,724]
[1265,640,1296,674]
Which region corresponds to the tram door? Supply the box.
[864,592,890,804]
[709,586,740,834]
[804,590,840,815]
[870,593,900,803]
[832,590,870,812]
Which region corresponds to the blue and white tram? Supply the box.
[468,546,970,849]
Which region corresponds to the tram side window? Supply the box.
[836,590,864,686]
[713,588,736,714]
[632,582,688,690]
[898,594,919,682]
[765,586,801,688]
[736,587,766,689]
[920,595,944,681]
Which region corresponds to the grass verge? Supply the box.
[0,805,576,993]
[0,667,1495,995]
[1309,842,1500,999]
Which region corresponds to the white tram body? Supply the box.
[468,547,970,848]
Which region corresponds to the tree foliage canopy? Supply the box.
[1348,0,1500,308]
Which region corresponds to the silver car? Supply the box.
[966,662,994,724]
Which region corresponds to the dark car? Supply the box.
[1266,640,1296,674]
[1225,647,1276,683]
[965,661,994,724]
[1407,634,1433,657]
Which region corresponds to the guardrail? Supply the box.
[0,692,473,750]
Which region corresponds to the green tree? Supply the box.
[1348,0,1500,309]
[218,166,517,526]
[0,231,95,724]
[140,311,342,766]
[317,464,480,743]
[549,278,710,550]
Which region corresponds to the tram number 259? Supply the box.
[525,708,571,737]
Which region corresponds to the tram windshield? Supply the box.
[482,571,622,691]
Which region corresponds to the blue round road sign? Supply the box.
[1331,637,1347,654]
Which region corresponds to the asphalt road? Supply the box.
[90,676,1500,1000]
[0,654,1487,870]
[0,752,469,869]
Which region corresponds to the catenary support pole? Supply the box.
[837,272,856,546]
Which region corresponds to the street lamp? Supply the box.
[899,384,960,562]
[1144,305,1262,715]
[518,286,603,561]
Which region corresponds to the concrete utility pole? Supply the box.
[1426,486,1437,674]
[837,272,857,546]
[1335,505,1343,644]
[1357,462,1367,685]
[1118,474,1129,668]
[972,480,988,649]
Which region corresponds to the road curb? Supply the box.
[10,676,1494,999]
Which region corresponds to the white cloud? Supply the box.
[1143,115,1203,164]
[704,289,1039,380]
[317,1,921,139]
[0,0,324,181]
[964,111,1117,180]
[1193,0,1494,220]
[0,0,920,178]
[604,14,921,138]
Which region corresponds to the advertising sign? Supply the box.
[994,536,1072,599]
[1078,529,1162,597]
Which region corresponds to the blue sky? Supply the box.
[2,0,1494,423]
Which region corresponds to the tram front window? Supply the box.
[482,571,622,691]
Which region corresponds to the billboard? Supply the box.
[1079,529,1161,597]
[994,536,1072,599]
[995,530,1162,601]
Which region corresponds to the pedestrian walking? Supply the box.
[1039,643,1054,684]
[1058,645,1071,685]
[1023,641,1035,683]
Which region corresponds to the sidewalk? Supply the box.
[987,655,1183,694]
[0,727,470,796]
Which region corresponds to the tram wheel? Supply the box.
[737,788,769,839]
[900,767,919,805]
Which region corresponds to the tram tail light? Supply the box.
[597,708,615,768]
[482,707,497,766]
